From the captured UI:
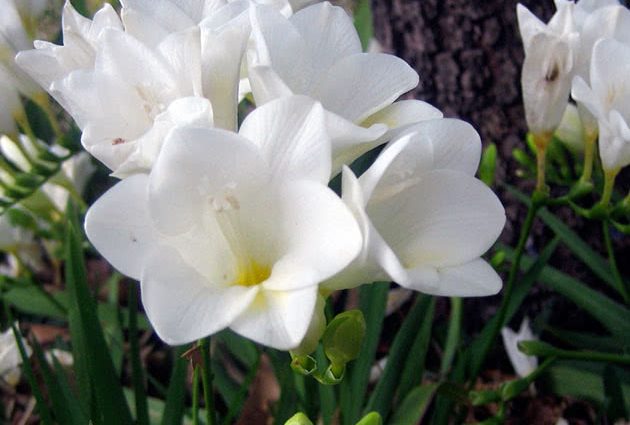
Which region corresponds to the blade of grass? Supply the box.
[161,345,189,425]
[129,284,149,425]
[365,293,434,419]
[353,0,374,51]
[340,282,389,425]
[396,296,435,400]
[65,213,133,424]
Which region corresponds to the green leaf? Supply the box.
[316,346,336,425]
[389,384,439,425]
[396,296,435,400]
[542,360,630,405]
[161,346,189,425]
[340,282,388,425]
[440,297,462,376]
[353,0,374,51]
[65,212,134,424]
[30,337,87,425]
[365,294,433,419]
[603,365,630,420]
[504,246,630,340]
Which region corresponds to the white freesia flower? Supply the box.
[501,317,538,377]
[0,324,31,386]
[324,119,505,295]
[517,0,579,135]
[573,3,630,135]
[85,96,362,349]
[17,1,253,176]
[248,1,441,173]
[572,38,630,171]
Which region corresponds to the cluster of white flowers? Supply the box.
[518,0,630,173]
[14,0,505,351]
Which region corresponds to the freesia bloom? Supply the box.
[324,119,505,296]
[572,38,630,171]
[554,103,585,153]
[85,97,361,348]
[517,0,579,135]
[501,317,538,377]
[247,1,441,173]
[573,2,630,135]
[16,0,252,176]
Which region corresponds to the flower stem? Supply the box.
[533,133,551,193]
[598,168,619,208]
[469,198,541,383]
[440,297,462,376]
[200,338,216,425]
[602,220,629,304]
[191,365,200,425]
[579,128,597,183]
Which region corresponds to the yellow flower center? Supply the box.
[234,260,271,287]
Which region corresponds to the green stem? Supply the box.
[129,285,149,425]
[440,297,462,376]
[191,366,200,425]
[579,128,597,183]
[469,200,540,383]
[599,169,618,208]
[519,341,630,365]
[533,133,551,193]
[200,338,216,425]
[602,220,629,304]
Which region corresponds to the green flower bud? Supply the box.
[355,412,382,425]
[284,412,314,425]
[323,310,366,368]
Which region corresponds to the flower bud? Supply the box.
[323,310,366,369]
[284,412,314,425]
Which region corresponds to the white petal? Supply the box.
[246,64,294,106]
[259,180,362,291]
[141,245,258,345]
[590,38,630,116]
[84,174,158,280]
[148,126,266,235]
[248,5,313,95]
[230,285,317,350]
[516,3,547,51]
[239,96,331,182]
[361,99,443,130]
[325,111,387,174]
[368,170,505,269]
[313,53,419,123]
[201,10,250,130]
[571,75,600,119]
[411,259,502,297]
[290,2,361,76]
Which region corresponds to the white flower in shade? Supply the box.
[44,152,96,212]
[517,0,579,135]
[0,324,31,386]
[0,78,21,134]
[85,96,362,349]
[572,38,630,171]
[247,1,441,173]
[554,103,585,153]
[324,119,505,295]
[573,3,630,135]
[501,317,538,377]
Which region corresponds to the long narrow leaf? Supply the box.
[396,296,435,400]
[161,346,189,425]
[129,284,150,425]
[389,384,439,425]
[365,293,432,419]
[65,214,133,424]
[340,282,388,425]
